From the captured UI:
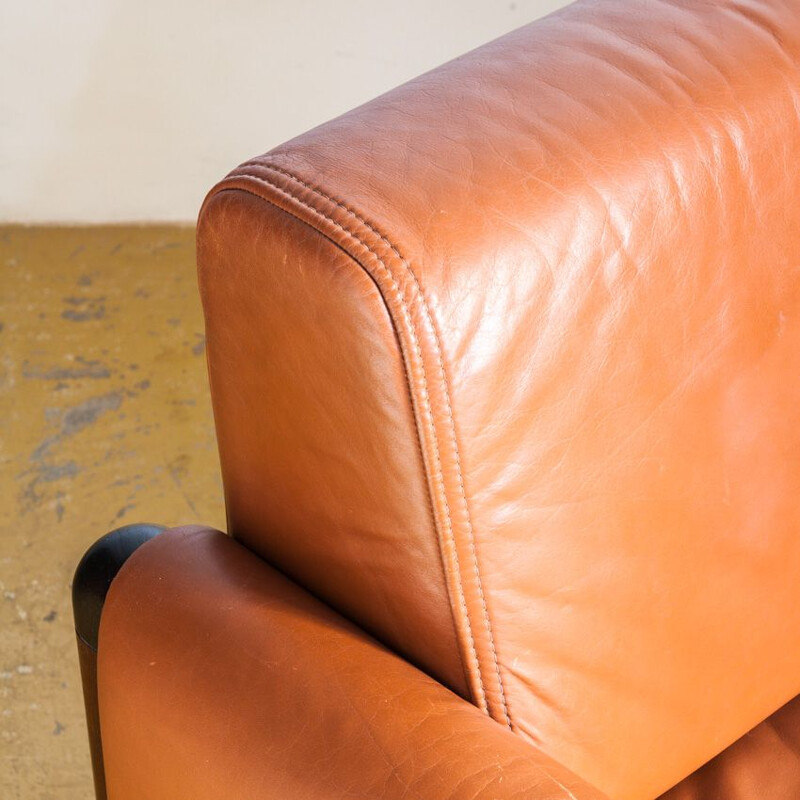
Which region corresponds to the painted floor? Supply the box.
[0,226,226,799]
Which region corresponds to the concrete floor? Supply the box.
[0,226,226,798]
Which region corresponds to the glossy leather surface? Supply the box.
[660,694,800,799]
[97,526,609,800]
[198,1,800,798]
[197,189,468,698]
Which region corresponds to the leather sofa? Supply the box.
[72,0,800,797]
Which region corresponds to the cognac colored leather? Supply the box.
[92,0,800,797]
[194,0,800,798]
[98,526,609,800]
[660,694,800,800]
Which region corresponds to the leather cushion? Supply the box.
[198,1,800,797]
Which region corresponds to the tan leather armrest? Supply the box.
[97,526,607,800]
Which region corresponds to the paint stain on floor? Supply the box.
[0,226,225,799]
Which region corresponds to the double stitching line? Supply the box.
[233,162,511,726]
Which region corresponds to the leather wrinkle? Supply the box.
[208,171,512,722]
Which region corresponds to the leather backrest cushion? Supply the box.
[197,1,800,798]
[197,189,469,697]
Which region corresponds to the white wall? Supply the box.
[0,0,568,223]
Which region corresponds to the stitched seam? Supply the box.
[218,172,488,713]
[213,185,473,698]
[237,162,511,727]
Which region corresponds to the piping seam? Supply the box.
[231,162,511,727]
